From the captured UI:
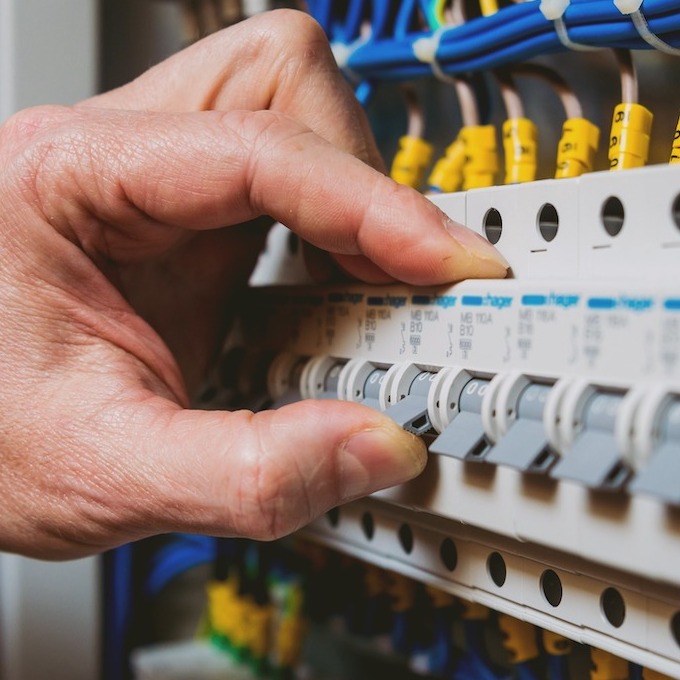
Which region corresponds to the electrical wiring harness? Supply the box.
[306,0,680,80]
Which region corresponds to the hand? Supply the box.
[0,10,507,558]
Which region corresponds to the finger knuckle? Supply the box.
[0,105,71,149]
[234,456,295,540]
[262,9,327,49]
[251,9,331,71]
[0,105,92,209]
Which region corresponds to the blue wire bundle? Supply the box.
[307,0,680,81]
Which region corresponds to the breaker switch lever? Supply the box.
[429,378,492,461]
[487,383,556,473]
[360,369,387,411]
[384,368,435,436]
[551,392,631,490]
[631,400,680,504]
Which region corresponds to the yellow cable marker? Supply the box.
[590,647,629,679]
[480,0,499,16]
[390,135,434,189]
[503,117,538,183]
[428,136,466,193]
[498,614,539,664]
[556,118,600,178]
[608,102,653,170]
[542,629,573,656]
[460,125,498,189]
[459,599,489,620]
[669,114,680,164]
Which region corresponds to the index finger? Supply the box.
[14,106,508,284]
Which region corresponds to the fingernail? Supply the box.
[339,424,427,500]
[445,217,510,270]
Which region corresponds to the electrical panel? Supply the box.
[3,1,680,679]
[231,163,680,677]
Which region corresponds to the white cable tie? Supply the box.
[413,26,456,83]
[539,0,570,21]
[614,0,643,14]
[331,42,352,68]
[554,15,599,51]
[539,0,598,52]
[330,36,369,80]
[630,8,680,55]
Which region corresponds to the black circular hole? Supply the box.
[487,551,506,587]
[398,523,414,554]
[601,587,626,628]
[671,611,680,648]
[672,195,680,231]
[540,569,563,607]
[326,507,340,528]
[601,196,625,237]
[483,208,503,244]
[360,512,374,540]
[537,203,559,242]
[440,538,458,572]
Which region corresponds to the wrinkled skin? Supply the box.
[0,10,507,559]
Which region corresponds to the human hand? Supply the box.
[0,10,507,558]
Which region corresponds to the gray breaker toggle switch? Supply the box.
[271,359,306,409]
[551,392,631,490]
[631,400,680,504]
[318,363,343,400]
[361,369,387,411]
[385,372,435,436]
[486,383,556,472]
[429,378,492,461]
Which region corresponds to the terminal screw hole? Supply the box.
[601,196,625,237]
[541,569,563,607]
[601,587,626,628]
[398,523,414,554]
[361,512,374,540]
[537,203,559,242]
[483,208,503,244]
[487,551,507,587]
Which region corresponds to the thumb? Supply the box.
[136,399,427,540]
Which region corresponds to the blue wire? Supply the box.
[371,0,396,39]
[317,0,680,81]
[513,662,543,680]
[394,0,419,40]
[355,80,375,106]
[104,545,134,680]
[339,0,367,43]
[146,535,216,597]
[545,653,569,680]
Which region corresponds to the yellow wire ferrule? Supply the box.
[542,629,573,656]
[503,117,538,183]
[670,114,680,164]
[206,578,239,640]
[427,137,466,193]
[247,604,273,660]
[460,125,498,189]
[608,102,653,170]
[590,647,629,680]
[498,614,539,664]
[480,0,499,15]
[459,599,489,620]
[390,135,434,189]
[555,118,600,178]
